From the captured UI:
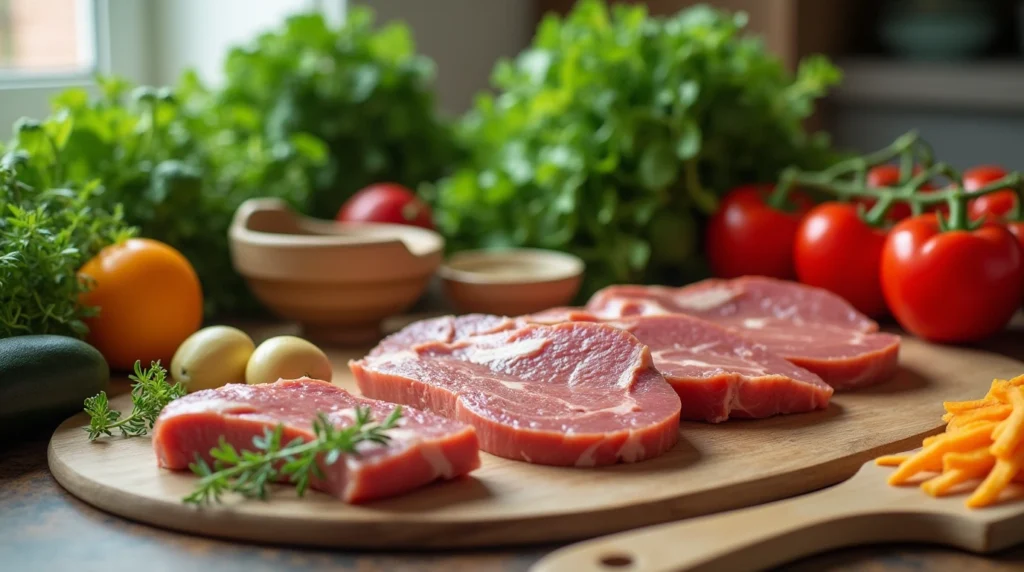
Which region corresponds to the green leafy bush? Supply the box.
[3,76,326,319]
[213,8,461,219]
[432,0,842,296]
[0,156,135,338]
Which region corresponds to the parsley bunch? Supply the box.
[431,0,842,297]
[2,8,457,319]
[212,8,461,219]
[3,76,325,319]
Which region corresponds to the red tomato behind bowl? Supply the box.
[336,183,435,230]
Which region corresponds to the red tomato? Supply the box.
[860,164,938,221]
[965,165,1014,221]
[1006,221,1024,303]
[880,214,1024,343]
[336,183,434,230]
[705,185,811,280]
[794,202,889,317]
[1007,221,1024,254]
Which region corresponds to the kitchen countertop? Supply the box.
[6,324,1024,571]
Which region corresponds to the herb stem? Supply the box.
[183,405,403,505]
[83,360,185,440]
[189,438,322,495]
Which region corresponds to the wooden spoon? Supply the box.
[531,457,1024,572]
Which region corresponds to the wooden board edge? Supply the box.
[45,414,948,550]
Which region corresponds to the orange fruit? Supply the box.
[79,238,203,371]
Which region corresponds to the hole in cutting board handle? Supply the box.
[599,553,634,568]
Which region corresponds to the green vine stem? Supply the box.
[768,131,1024,232]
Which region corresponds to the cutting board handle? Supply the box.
[531,482,944,572]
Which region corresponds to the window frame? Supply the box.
[0,0,150,131]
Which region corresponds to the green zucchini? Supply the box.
[0,335,110,435]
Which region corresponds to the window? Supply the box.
[0,0,96,77]
[0,0,149,133]
[0,0,347,132]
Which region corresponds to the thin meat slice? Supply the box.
[351,321,681,466]
[587,276,900,390]
[370,314,516,357]
[153,378,480,503]
[522,309,832,423]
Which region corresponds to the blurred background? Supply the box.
[0,0,1019,169]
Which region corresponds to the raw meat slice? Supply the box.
[522,309,833,423]
[587,276,901,390]
[350,321,681,466]
[370,314,516,357]
[153,378,481,503]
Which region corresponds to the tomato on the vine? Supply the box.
[859,164,938,221]
[336,183,435,230]
[705,184,812,280]
[880,214,1024,343]
[794,202,889,317]
[965,165,1014,221]
[1004,221,1024,303]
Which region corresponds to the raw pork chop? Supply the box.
[153,378,481,503]
[587,276,900,390]
[523,309,833,423]
[350,321,681,466]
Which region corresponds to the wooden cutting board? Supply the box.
[530,458,1024,572]
[47,326,1024,549]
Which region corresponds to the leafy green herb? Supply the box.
[0,158,135,338]
[430,0,842,297]
[3,74,326,319]
[84,360,186,440]
[184,405,403,505]
[3,7,456,318]
[212,8,461,219]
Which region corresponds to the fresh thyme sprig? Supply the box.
[83,360,186,440]
[183,405,403,505]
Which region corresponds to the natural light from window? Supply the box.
[0,0,95,76]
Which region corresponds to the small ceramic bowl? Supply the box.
[438,248,585,316]
[229,198,444,345]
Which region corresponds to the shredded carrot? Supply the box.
[944,398,1000,415]
[943,449,995,473]
[951,404,1013,428]
[887,424,993,485]
[921,469,971,497]
[876,379,1024,509]
[875,454,909,467]
[993,390,1024,456]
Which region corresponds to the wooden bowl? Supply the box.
[438,248,585,316]
[229,198,444,345]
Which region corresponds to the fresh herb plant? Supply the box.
[184,405,403,504]
[84,360,186,440]
[3,76,326,318]
[212,9,461,219]
[0,156,135,338]
[431,0,842,297]
[3,8,456,318]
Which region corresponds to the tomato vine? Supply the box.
[767,131,1024,231]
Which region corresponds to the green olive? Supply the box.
[171,326,256,392]
[245,336,333,386]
